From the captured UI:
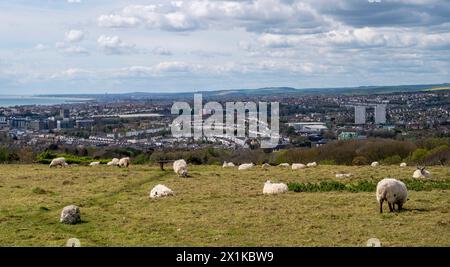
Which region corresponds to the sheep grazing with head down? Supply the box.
[412,166,431,179]
[118,157,131,168]
[371,161,380,167]
[89,162,101,166]
[400,162,407,167]
[307,162,317,167]
[262,163,270,169]
[222,162,235,168]
[107,158,120,166]
[292,163,306,170]
[376,178,408,213]
[49,157,67,168]
[263,180,288,195]
[238,163,254,170]
[150,184,174,199]
[173,159,188,177]
[278,163,290,168]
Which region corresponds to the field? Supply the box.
[0,164,449,247]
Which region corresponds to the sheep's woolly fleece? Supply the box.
[376,178,408,212]
[173,159,188,177]
[150,184,174,199]
[263,180,288,195]
[49,157,67,168]
[238,163,254,170]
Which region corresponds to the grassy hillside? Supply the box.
[0,164,449,247]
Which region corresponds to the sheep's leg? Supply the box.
[398,203,403,211]
[392,203,396,211]
[379,200,384,213]
[388,202,394,212]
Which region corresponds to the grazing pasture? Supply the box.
[0,164,449,246]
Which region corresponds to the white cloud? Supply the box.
[97,35,136,54]
[67,0,82,3]
[55,42,89,55]
[98,14,140,28]
[51,68,90,79]
[64,30,84,43]
[97,1,329,33]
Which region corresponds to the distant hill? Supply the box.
[38,83,450,100]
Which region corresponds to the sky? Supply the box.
[0,0,450,94]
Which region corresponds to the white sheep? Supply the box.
[107,158,120,166]
[149,184,174,199]
[173,159,188,177]
[292,163,306,170]
[376,178,408,213]
[238,163,254,170]
[412,167,431,179]
[118,157,131,168]
[263,180,288,195]
[371,161,380,167]
[49,157,67,168]
[307,162,317,167]
[400,162,407,167]
[335,173,352,178]
[222,161,235,168]
[89,162,101,166]
[278,163,290,167]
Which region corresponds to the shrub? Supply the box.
[411,148,429,163]
[288,179,450,193]
[381,155,402,165]
[352,156,368,166]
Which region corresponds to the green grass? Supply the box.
[288,179,450,193]
[0,164,449,247]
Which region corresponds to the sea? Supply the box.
[0,95,90,107]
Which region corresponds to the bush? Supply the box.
[288,179,450,193]
[36,151,109,165]
[411,148,429,163]
[352,156,368,166]
[381,155,402,165]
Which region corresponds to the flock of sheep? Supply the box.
[51,157,434,224]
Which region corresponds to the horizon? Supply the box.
[1,0,450,94]
[0,81,449,96]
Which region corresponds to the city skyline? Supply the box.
[1,0,450,94]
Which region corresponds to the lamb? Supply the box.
[335,173,352,178]
[173,159,188,177]
[238,163,254,170]
[149,184,174,199]
[400,162,407,167]
[89,162,101,166]
[262,163,270,169]
[376,178,408,213]
[292,163,306,170]
[49,157,67,168]
[107,158,120,166]
[371,161,380,167]
[278,163,290,167]
[307,162,317,167]
[412,166,431,179]
[263,180,288,195]
[222,161,235,168]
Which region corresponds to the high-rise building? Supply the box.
[60,109,70,119]
[375,104,387,124]
[354,106,366,124]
